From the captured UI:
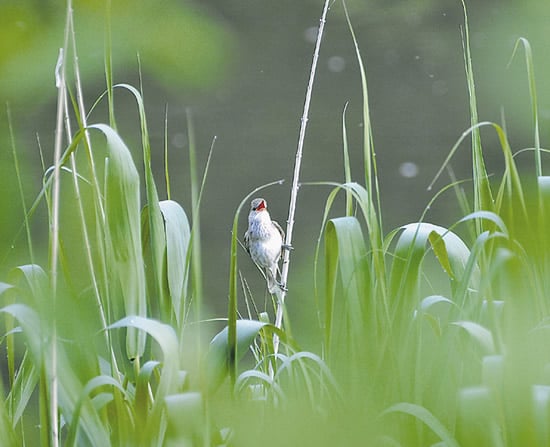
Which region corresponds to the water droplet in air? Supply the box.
[327,56,345,73]
[304,27,318,44]
[399,162,419,178]
[172,132,186,149]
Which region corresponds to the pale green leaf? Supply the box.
[93,123,147,359]
[382,402,460,447]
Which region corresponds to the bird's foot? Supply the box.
[282,244,294,251]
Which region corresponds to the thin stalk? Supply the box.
[187,109,204,354]
[341,102,353,216]
[276,0,330,349]
[7,104,34,263]
[66,10,120,377]
[50,0,73,441]
[164,104,171,200]
[104,0,116,128]
[343,0,389,329]
[508,38,541,177]
[460,0,494,225]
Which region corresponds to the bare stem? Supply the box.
[274,0,331,351]
[49,2,74,444]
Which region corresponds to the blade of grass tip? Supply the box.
[490,122,527,220]
[7,104,34,262]
[341,102,353,216]
[69,10,105,222]
[508,37,541,177]
[1,124,86,269]
[460,0,494,221]
[276,0,330,356]
[428,121,492,191]
[164,104,171,200]
[67,4,119,378]
[228,180,284,389]
[113,81,167,327]
[343,1,380,221]
[197,136,217,206]
[135,59,168,307]
[186,109,204,346]
[177,135,215,347]
[343,2,388,315]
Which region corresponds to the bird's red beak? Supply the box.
[256,200,266,211]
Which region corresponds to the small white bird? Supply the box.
[244,198,286,294]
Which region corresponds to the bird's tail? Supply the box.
[266,266,280,295]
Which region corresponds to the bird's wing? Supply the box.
[272,220,285,241]
[243,230,250,254]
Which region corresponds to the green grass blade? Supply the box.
[164,392,204,445]
[0,374,18,446]
[509,37,541,176]
[159,200,191,324]
[207,319,279,392]
[114,84,167,323]
[186,110,205,369]
[93,123,147,359]
[6,350,38,429]
[452,321,495,354]
[1,303,110,445]
[343,7,386,307]
[381,402,460,447]
[324,217,369,362]
[135,360,161,429]
[109,316,179,444]
[460,0,494,219]
[7,104,34,263]
[65,375,128,447]
[533,385,550,445]
[341,102,353,216]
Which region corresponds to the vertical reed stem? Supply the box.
[274,0,330,352]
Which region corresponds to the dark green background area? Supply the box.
[1,0,549,308]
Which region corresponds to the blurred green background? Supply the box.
[1,0,549,317]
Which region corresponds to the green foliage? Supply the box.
[2,1,550,446]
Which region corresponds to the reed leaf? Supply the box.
[95,123,147,360]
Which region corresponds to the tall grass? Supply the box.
[1,1,550,446]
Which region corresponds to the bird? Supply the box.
[244,198,287,294]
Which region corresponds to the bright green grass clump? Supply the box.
[1,1,550,446]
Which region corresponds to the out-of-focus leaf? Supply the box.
[207,320,277,391]
[533,385,550,445]
[453,320,495,354]
[382,402,460,447]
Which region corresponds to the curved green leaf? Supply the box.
[108,316,178,392]
[93,123,147,359]
[207,319,278,391]
[325,216,369,358]
[160,200,191,323]
[135,360,162,427]
[389,223,472,319]
[452,320,495,354]
[382,402,460,447]
[65,375,128,446]
[108,316,179,443]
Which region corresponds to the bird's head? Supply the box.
[250,198,267,212]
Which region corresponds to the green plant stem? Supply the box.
[50,1,73,441]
